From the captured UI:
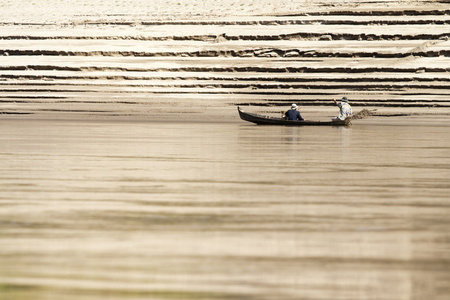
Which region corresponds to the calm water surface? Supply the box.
[0,119,449,300]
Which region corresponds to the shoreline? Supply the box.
[2,106,450,126]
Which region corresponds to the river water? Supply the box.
[0,118,449,300]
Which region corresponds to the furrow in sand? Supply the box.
[2,49,450,58]
[1,83,450,91]
[1,66,449,73]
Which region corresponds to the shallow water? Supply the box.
[0,119,449,300]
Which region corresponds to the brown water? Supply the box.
[1,119,449,300]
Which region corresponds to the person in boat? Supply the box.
[285,103,304,121]
[332,97,352,121]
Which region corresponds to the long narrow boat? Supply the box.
[237,106,351,126]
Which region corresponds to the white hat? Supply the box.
[291,104,298,109]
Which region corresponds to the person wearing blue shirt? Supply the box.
[284,103,304,121]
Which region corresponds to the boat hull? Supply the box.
[237,107,351,126]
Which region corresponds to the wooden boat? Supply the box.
[237,106,351,126]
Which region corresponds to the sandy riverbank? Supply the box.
[1,0,449,122]
[3,0,447,23]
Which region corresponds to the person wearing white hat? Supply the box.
[284,103,304,121]
[332,97,352,121]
